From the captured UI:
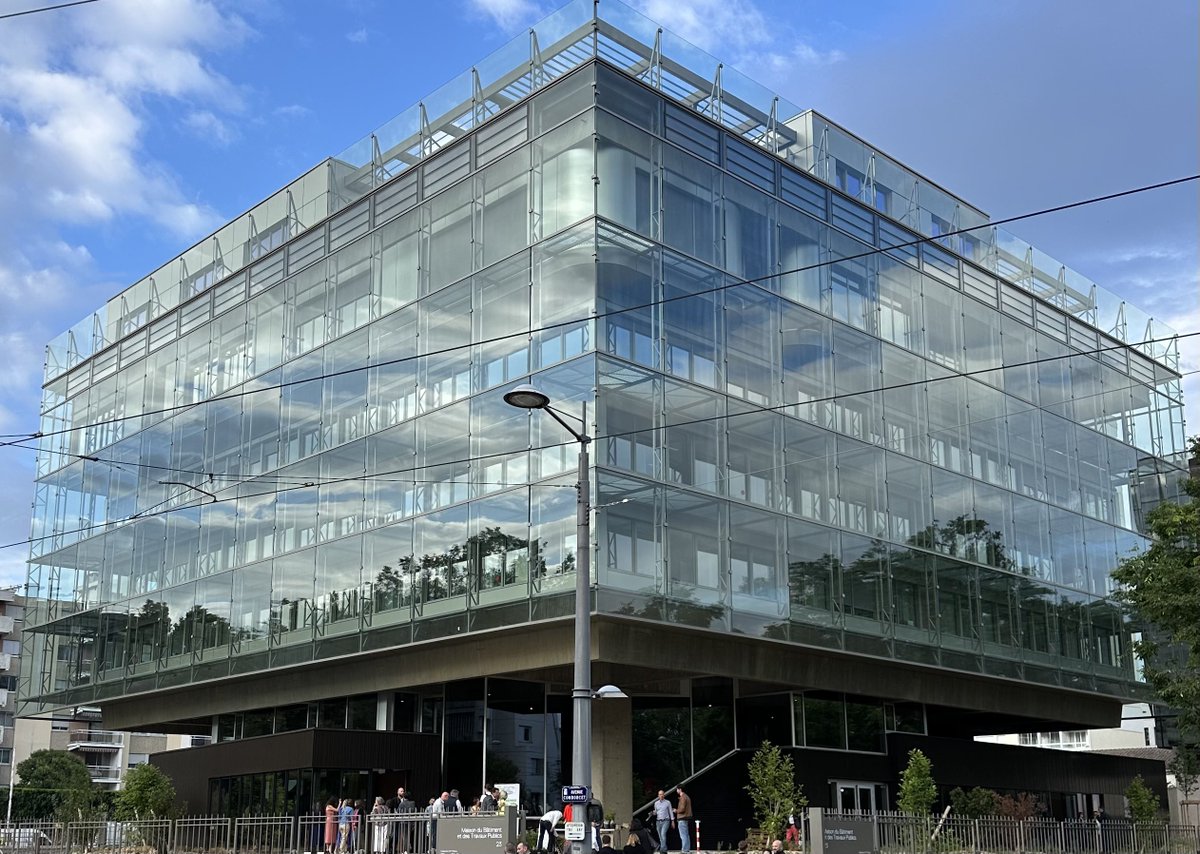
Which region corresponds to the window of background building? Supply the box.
[0,712,14,728]
[1,641,20,655]
[0,749,11,765]
[127,753,149,768]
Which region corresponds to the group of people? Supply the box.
[322,797,370,854]
[641,787,694,854]
[530,786,695,854]
[321,785,512,854]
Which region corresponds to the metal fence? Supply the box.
[2,812,1197,854]
[0,812,520,854]
[823,809,1200,854]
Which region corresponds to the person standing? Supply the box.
[674,787,693,853]
[324,798,339,854]
[371,797,390,854]
[651,791,674,854]
[537,808,564,852]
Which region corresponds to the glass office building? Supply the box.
[21,0,1184,829]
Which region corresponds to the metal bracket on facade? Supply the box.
[648,28,663,89]
[1021,244,1035,289]
[758,96,779,153]
[286,188,300,239]
[1111,302,1127,342]
[708,63,723,122]
[149,276,164,314]
[903,178,920,230]
[419,102,432,159]
[1055,264,1069,310]
[212,235,226,282]
[814,125,829,182]
[1142,317,1155,358]
[530,29,546,92]
[371,133,386,185]
[864,153,877,207]
[92,311,107,352]
[1083,283,1098,326]
[472,67,488,126]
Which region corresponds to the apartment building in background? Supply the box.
[4,589,199,792]
[17,0,1187,840]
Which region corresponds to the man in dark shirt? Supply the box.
[675,787,694,853]
[387,788,415,853]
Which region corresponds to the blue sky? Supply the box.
[0,0,1195,586]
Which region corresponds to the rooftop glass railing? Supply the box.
[43,0,1179,383]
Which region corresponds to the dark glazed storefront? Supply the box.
[152,729,440,816]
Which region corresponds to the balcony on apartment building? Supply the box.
[67,730,124,752]
[84,763,123,784]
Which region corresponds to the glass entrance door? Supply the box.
[832,781,887,813]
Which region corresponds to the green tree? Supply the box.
[744,741,806,842]
[949,786,997,818]
[1111,437,1200,738]
[1169,744,1200,814]
[14,750,94,820]
[114,764,177,819]
[1125,775,1161,823]
[897,748,937,815]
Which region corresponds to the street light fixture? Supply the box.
[503,385,595,811]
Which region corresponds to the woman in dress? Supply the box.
[371,796,390,854]
[324,798,338,854]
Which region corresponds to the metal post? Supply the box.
[572,401,592,798]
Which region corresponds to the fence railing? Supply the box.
[816,809,1200,854]
[0,811,523,854]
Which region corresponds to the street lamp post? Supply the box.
[503,386,594,803]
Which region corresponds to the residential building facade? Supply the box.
[19,0,1186,838]
[0,589,22,787]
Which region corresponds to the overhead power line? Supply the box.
[0,174,1195,446]
[0,0,100,21]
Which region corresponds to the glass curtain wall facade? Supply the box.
[20,0,1187,728]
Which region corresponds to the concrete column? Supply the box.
[592,696,632,833]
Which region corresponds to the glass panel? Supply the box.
[802,693,845,749]
[661,146,721,266]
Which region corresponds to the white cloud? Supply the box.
[1099,245,1190,265]
[464,0,543,31]
[273,103,312,120]
[183,109,238,146]
[346,27,369,43]
[636,0,770,53]
[0,0,248,579]
[0,0,246,237]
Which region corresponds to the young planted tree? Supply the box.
[114,764,178,819]
[897,749,937,815]
[744,740,807,842]
[1124,775,1161,824]
[1169,745,1199,824]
